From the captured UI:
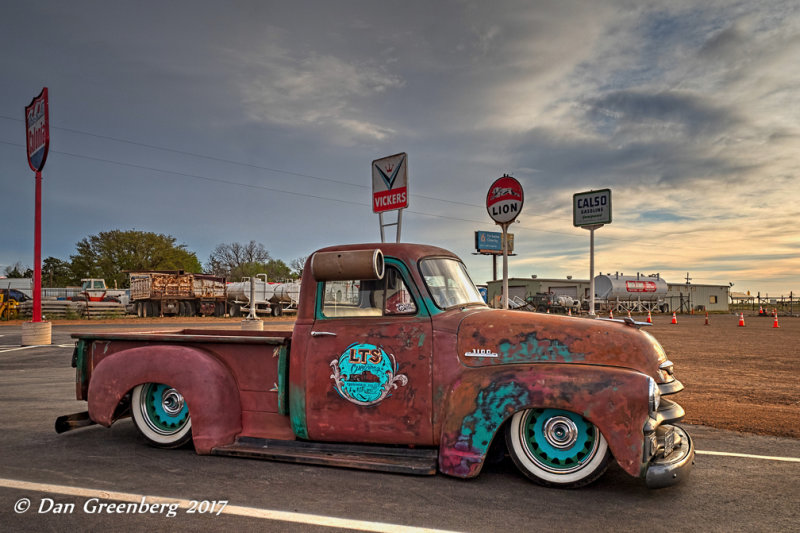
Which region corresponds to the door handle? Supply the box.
[311,331,337,337]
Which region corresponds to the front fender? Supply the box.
[87,345,242,454]
[439,364,650,479]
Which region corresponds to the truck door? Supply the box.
[303,261,434,445]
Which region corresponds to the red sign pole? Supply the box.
[25,88,50,325]
[33,170,43,322]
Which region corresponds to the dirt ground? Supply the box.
[3,312,797,439]
[645,313,799,439]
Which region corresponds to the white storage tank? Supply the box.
[272,282,301,305]
[595,273,668,300]
[227,276,275,303]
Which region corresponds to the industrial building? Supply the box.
[486,273,730,313]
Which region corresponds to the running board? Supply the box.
[212,437,438,475]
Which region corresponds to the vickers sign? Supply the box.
[372,152,408,213]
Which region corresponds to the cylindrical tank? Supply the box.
[595,273,668,300]
[271,282,301,304]
[311,249,384,281]
[227,279,275,303]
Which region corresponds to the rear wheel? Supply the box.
[505,408,610,488]
[131,383,192,448]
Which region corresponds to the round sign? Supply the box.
[486,175,523,224]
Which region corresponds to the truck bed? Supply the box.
[72,328,292,344]
[72,327,295,441]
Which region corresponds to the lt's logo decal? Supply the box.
[330,343,408,406]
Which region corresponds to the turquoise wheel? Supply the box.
[131,382,192,448]
[506,408,610,488]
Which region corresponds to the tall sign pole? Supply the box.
[25,88,50,325]
[486,175,523,309]
[372,152,408,243]
[573,189,611,317]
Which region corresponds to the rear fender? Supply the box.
[439,364,650,478]
[87,345,242,454]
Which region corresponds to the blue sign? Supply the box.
[475,231,514,254]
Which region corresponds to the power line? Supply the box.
[0,138,704,254]
[1,115,489,211]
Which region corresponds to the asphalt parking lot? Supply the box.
[1,323,799,532]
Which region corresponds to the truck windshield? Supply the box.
[419,258,485,309]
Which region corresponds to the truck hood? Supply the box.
[455,309,668,380]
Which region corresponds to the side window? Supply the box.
[322,267,417,318]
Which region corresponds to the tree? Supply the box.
[206,241,271,281]
[42,257,77,287]
[3,262,32,278]
[70,230,201,289]
[264,259,292,281]
[290,256,307,279]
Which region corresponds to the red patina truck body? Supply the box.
[61,243,694,488]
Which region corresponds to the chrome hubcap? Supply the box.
[161,388,185,416]
[543,416,579,449]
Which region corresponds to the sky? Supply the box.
[1,0,798,296]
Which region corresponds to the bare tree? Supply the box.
[290,256,308,279]
[206,241,271,280]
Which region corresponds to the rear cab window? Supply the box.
[321,266,417,318]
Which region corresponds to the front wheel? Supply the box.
[505,408,610,488]
[131,383,192,448]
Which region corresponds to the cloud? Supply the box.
[236,32,404,142]
[582,90,738,139]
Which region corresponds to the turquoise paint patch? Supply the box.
[417,333,426,348]
[422,297,444,316]
[289,384,308,439]
[496,335,583,364]
[457,382,531,453]
[314,282,325,320]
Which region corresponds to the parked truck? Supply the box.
[129,271,226,317]
[522,292,580,314]
[58,243,693,489]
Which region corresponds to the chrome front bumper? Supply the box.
[645,425,695,489]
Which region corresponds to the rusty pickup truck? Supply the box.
[58,243,694,489]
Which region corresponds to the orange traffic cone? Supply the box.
[646,310,652,323]
[773,313,780,328]
[671,312,677,325]
[567,308,572,316]
[609,310,614,319]
[738,313,745,327]
[627,310,632,319]
[704,312,709,326]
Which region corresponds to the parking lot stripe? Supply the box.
[0,344,73,351]
[0,478,457,532]
[696,450,800,462]
[0,346,38,353]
